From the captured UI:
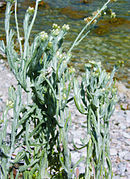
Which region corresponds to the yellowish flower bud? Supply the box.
[47,42,52,49]
[6,100,14,108]
[111,12,116,18]
[84,16,97,24]
[27,7,34,15]
[68,66,75,74]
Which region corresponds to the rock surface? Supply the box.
[0,59,130,178]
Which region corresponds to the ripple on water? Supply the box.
[0,0,129,85]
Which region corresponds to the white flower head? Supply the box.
[56,51,67,59]
[52,29,60,36]
[62,24,70,31]
[40,31,48,41]
[52,23,60,30]
[27,7,34,14]
[56,51,63,59]
[111,12,116,18]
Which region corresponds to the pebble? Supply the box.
[110,148,117,156]
[126,111,130,123]
[119,123,127,130]
[113,176,120,179]
[119,151,129,159]
[71,151,82,166]
[125,139,130,146]
[117,162,127,176]
[0,60,130,178]
[123,132,130,139]
[124,153,130,161]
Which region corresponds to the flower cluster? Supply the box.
[84,17,96,24]
[51,24,70,36]
[51,24,60,36]
[105,8,116,18]
[52,23,60,30]
[68,66,75,74]
[56,51,67,59]
[51,28,60,36]
[92,9,101,18]
[84,9,101,24]
[40,31,48,41]
[62,24,70,31]
[111,12,116,18]
[6,100,14,108]
[27,7,34,15]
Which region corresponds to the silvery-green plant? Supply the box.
[74,61,118,178]
[0,0,117,178]
[0,0,75,178]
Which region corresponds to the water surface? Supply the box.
[0,0,130,87]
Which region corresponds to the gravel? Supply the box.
[0,59,130,178]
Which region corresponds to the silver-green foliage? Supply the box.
[0,0,75,178]
[74,61,118,178]
[0,0,117,178]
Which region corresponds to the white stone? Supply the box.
[0,91,3,97]
[78,162,85,174]
[119,151,129,159]
[113,176,120,179]
[126,111,130,123]
[123,132,130,139]
[124,153,130,161]
[119,123,126,130]
[8,109,13,118]
[125,139,130,146]
[110,148,117,156]
[71,151,81,166]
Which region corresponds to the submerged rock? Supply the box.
[94,17,130,36]
[60,7,86,19]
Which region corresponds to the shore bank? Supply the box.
[0,59,130,178]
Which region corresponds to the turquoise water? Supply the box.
[0,0,130,87]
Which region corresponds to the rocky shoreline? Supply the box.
[0,59,130,178]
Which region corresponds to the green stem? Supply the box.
[60,110,71,179]
[68,0,111,53]
[15,0,23,57]
[23,0,39,59]
[85,108,91,179]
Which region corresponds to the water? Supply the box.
[0,0,130,87]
